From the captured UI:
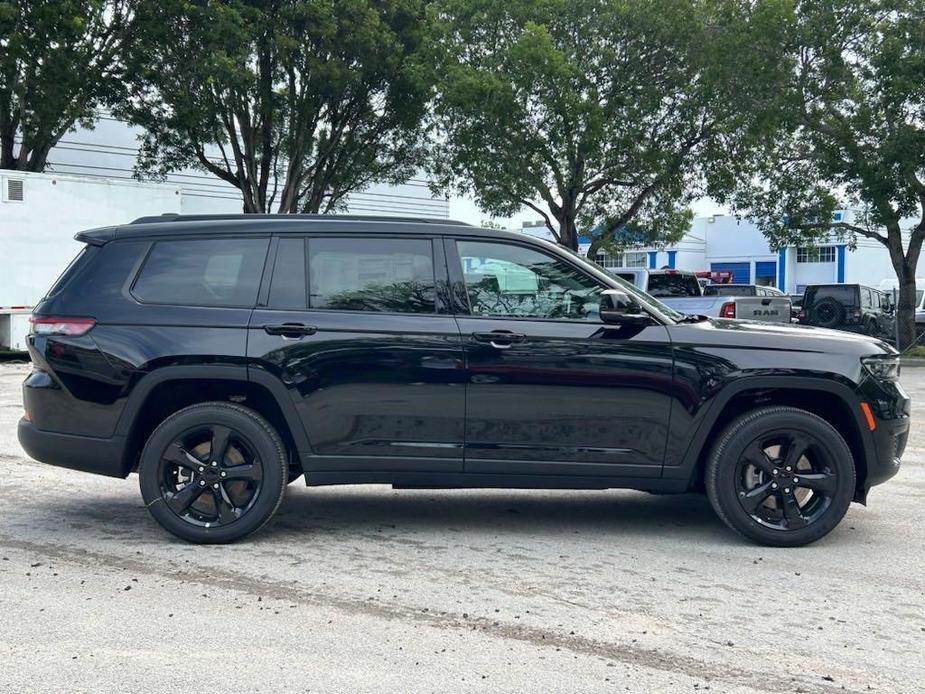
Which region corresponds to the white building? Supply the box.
[0,112,449,347]
[518,213,911,293]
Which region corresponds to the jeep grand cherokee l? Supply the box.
[18,215,910,546]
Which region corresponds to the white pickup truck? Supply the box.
[607,268,793,323]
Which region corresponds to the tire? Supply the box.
[139,402,288,544]
[811,298,845,329]
[705,406,856,547]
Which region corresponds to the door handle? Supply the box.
[263,323,317,338]
[472,331,526,349]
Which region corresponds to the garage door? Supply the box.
[754,261,777,286]
[710,262,750,284]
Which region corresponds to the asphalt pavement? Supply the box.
[1,361,923,693]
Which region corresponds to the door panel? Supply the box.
[247,235,466,472]
[249,311,466,470]
[457,318,674,475]
[448,238,674,477]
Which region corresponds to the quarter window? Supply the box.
[133,238,269,307]
[308,237,436,313]
[456,240,602,321]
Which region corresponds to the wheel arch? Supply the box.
[674,376,872,502]
[116,366,311,475]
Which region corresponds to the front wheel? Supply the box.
[705,407,856,547]
[139,402,288,543]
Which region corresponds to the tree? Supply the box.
[121,0,430,214]
[428,0,790,252]
[0,0,132,171]
[719,0,925,348]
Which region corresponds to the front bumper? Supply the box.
[17,418,129,478]
[856,377,911,500]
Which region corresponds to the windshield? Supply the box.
[647,273,701,297]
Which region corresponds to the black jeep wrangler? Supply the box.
[799,283,895,340]
[19,215,910,546]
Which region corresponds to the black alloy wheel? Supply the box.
[706,406,855,546]
[157,425,263,527]
[139,402,288,543]
[735,431,837,531]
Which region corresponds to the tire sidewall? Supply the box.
[708,408,856,547]
[139,403,287,544]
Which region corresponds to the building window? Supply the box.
[593,251,621,269]
[592,250,647,269]
[624,251,647,268]
[796,246,835,263]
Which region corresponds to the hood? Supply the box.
[673,317,896,358]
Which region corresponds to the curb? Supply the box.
[900,357,925,368]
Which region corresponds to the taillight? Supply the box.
[719,302,736,318]
[29,316,96,336]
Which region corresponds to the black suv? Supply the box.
[19,215,910,546]
[799,284,894,340]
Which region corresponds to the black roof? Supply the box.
[129,213,473,226]
[73,213,521,245]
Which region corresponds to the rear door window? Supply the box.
[308,237,436,313]
[133,237,269,307]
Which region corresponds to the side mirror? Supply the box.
[599,289,648,327]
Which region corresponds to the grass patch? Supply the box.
[903,346,925,358]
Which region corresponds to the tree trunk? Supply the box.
[895,274,919,350]
[555,209,579,251]
[887,222,922,350]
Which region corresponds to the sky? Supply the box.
[447,194,731,231]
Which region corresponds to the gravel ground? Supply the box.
[0,361,923,693]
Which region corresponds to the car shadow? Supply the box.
[21,484,733,546]
[267,485,728,542]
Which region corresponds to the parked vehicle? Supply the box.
[790,294,804,322]
[799,284,894,340]
[878,278,925,336]
[606,268,703,298]
[696,284,793,323]
[19,215,908,547]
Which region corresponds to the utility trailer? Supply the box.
[0,170,186,351]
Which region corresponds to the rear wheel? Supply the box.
[139,402,288,543]
[706,407,855,547]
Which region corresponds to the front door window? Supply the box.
[455,240,602,321]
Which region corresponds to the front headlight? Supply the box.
[861,355,901,381]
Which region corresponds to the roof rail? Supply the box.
[129,213,472,226]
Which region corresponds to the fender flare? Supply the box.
[114,364,313,460]
[666,374,872,483]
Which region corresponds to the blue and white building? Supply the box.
[519,213,911,293]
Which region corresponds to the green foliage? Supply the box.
[428,0,790,251]
[0,0,132,171]
[121,0,431,213]
[717,0,925,347]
